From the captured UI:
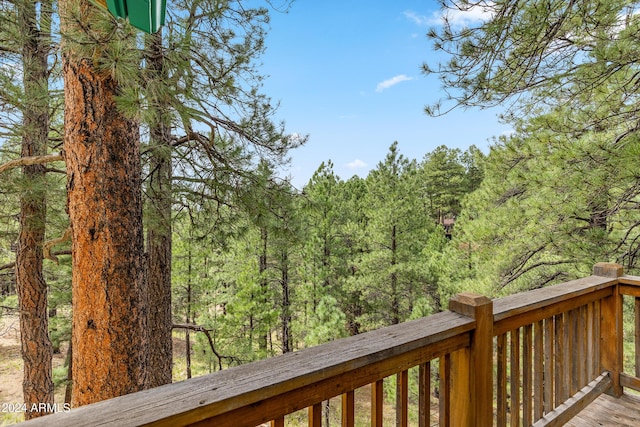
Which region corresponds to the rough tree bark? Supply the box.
[15,0,54,418]
[145,29,173,388]
[60,0,149,406]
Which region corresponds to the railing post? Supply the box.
[448,292,493,427]
[593,262,623,397]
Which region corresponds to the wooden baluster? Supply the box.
[397,370,409,427]
[586,302,594,381]
[342,390,354,427]
[271,417,285,427]
[450,348,470,426]
[419,362,431,427]
[510,329,521,427]
[563,312,571,400]
[578,305,587,388]
[543,317,554,414]
[309,403,322,427]
[570,309,579,395]
[439,354,451,427]
[523,324,533,426]
[497,334,507,427]
[594,262,623,397]
[594,299,601,378]
[533,320,544,421]
[371,380,383,427]
[554,313,565,406]
[636,297,640,379]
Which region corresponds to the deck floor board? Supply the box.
[565,392,640,426]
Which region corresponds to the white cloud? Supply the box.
[346,159,367,170]
[404,3,494,29]
[444,3,494,28]
[376,75,413,92]
[403,10,430,26]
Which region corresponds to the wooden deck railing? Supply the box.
[20,263,640,426]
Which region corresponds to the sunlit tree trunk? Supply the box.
[15,0,54,417]
[60,0,149,406]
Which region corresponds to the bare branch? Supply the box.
[0,153,64,174]
[43,228,71,264]
[172,323,243,370]
[0,262,15,272]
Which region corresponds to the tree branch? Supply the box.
[43,228,72,264]
[0,153,64,174]
[172,323,224,370]
[0,262,15,272]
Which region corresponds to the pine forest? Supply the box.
[2,0,640,425]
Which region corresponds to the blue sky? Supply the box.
[260,1,511,188]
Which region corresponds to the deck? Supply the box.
[566,392,640,426]
[17,262,640,426]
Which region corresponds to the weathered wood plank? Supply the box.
[493,275,616,323]
[396,370,409,427]
[342,390,354,427]
[570,309,579,395]
[494,287,613,337]
[619,284,640,298]
[554,313,566,406]
[530,372,611,427]
[439,355,451,427]
[600,287,623,397]
[565,392,640,427]
[543,317,554,414]
[450,348,470,427]
[578,305,587,388]
[594,300,601,381]
[523,324,533,426]
[308,403,322,426]
[371,380,383,427]
[620,372,640,392]
[21,311,473,427]
[619,274,640,285]
[419,362,430,427]
[586,303,594,381]
[533,320,544,420]
[449,292,494,427]
[636,298,640,379]
[511,329,521,427]
[497,334,507,427]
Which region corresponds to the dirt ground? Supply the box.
[0,316,67,425]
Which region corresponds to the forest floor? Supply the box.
[0,315,69,425]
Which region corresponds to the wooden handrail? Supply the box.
[21,311,474,426]
[19,263,640,426]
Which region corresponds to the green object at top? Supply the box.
[106,0,166,34]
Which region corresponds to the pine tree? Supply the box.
[15,0,55,417]
[354,142,435,328]
[59,0,149,405]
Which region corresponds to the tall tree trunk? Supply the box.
[145,29,173,389]
[60,0,149,406]
[16,0,54,417]
[258,227,268,352]
[186,245,192,379]
[280,250,291,353]
[390,224,399,325]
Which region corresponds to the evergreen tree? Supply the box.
[354,142,435,328]
[15,0,55,416]
[59,0,149,405]
[420,145,467,222]
[299,161,352,340]
[448,99,640,295]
